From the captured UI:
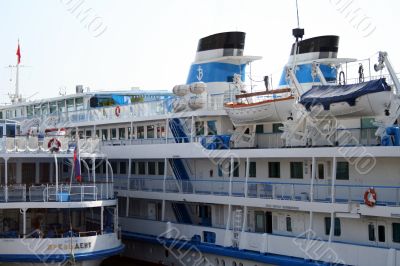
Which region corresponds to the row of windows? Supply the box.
[108,161,165,176]
[219,161,349,180]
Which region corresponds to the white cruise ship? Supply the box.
[3,28,400,266]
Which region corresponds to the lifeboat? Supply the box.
[190,82,207,94]
[172,98,188,112]
[299,78,392,118]
[188,96,205,109]
[224,88,295,125]
[173,85,190,96]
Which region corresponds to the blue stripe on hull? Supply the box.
[279,63,337,86]
[0,244,124,263]
[186,62,246,84]
[122,231,342,266]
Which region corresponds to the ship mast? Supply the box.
[9,40,22,104]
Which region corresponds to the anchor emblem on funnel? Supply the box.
[197,65,203,81]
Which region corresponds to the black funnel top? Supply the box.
[197,32,245,52]
[290,35,339,55]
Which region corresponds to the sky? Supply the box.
[0,0,399,103]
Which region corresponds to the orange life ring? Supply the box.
[115,106,121,117]
[48,138,61,152]
[364,187,377,207]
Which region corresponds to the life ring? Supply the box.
[48,138,61,152]
[115,106,121,117]
[364,187,377,207]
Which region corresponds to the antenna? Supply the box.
[296,0,300,28]
[292,0,304,42]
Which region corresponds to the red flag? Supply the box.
[16,42,21,64]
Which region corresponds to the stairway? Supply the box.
[169,118,189,143]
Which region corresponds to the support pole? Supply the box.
[229,156,234,196]
[329,157,337,244]
[4,158,8,202]
[101,206,104,234]
[245,157,249,197]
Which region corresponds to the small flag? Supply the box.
[16,41,21,65]
[73,146,81,182]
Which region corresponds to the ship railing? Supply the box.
[27,183,115,202]
[122,177,400,206]
[0,136,102,154]
[0,184,26,202]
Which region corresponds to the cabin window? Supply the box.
[130,161,136,175]
[137,126,145,139]
[34,104,41,116]
[318,164,325,179]
[6,124,16,137]
[148,162,156,175]
[195,121,205,136]
[229,162,239,177]
[336,162,349,180]
[0,112,3,119]
[111,128,117,140]
[147,125,155,138]
[138,162,146,175]
[0,125,3,138]
[290,162,303,179]
[249,162,256,178]
[157,126,165,138]
[85,130,92,138]
[272,123,283,133]
[75,97,84,110]
[101,129,108,141]
[66,98,75,112]
[119,162,127,174]
[119,128,126,140]
[58,100,66,113]
[392,223,400,243]
[325,217,341,236]
[256,124,264,133]
[158,162,165,175]
[286,216,292,232]
[378,225,386,242]
[49,102,57,114]
[207,120,217,135]
[41,104,49,116]
[268,162,280,178]
[368,224,375,241]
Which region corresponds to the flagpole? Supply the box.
[16,61,19,101]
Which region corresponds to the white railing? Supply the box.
[124,177,400,206]
[0,137,100,154]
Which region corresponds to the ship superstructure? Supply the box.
[3,29,400,266]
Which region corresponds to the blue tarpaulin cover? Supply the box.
[300,78,391,111]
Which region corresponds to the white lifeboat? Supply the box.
[172,98,188,112]
[188,96,205,110]
[173,85,190,96]
[190,82,207,94]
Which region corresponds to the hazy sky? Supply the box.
[0,0,399,102]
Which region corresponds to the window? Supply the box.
[101,129,108,141]
[286,216,292,232]
[268,162,280,178]
[85,130,92,138]
[66,98,75,112]
[120,162,127,174]
[255,124,264,133]
[368,224,375,241]
[249,162,256,178]
[378,225,385,242]
[207,120,217,135]
[147,125,155,138]
[229,162,239,177]
[119,128,126,140]
[130,162,136,175]
[138,162,146,175]
[318,164,325,179]
[272,123,283,133]
[325,217,341,236]
[148,162,156,175]
[75,97,84,110]
[137,126,144,139]
[27,106,33,117]
[157,126,165,138]
[218,164,223,177]
[49,102,57,114]
[111,128,117,140]
[158,162,165,175]
[392,223,400,243]
[290,162,303,179]
[336,162,349,180]
[195,121,205,136]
